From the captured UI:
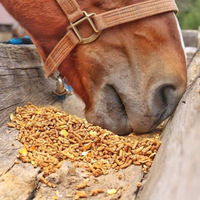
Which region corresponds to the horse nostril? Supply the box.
[150,82,184,122]
[160,85,175,106]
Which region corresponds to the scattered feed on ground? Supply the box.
[7,103,161,187]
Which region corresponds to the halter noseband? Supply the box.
[43,0,178,78]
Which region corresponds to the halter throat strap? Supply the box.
[44,0,178,77]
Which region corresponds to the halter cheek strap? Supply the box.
[43,0,178,78]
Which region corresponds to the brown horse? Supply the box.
[0,0,187,135]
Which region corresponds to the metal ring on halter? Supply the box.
[51,73,71,97]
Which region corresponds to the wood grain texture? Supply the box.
[0,44,56,199]
[0,126,22,176]
[0,161,41,200]
[182,29,199,65]
[187,49,200,85]
[182,30,199,47]
[0,44,59,127]
[34,163,143,200]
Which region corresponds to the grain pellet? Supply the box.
[7,103,161,179]
[90,189,104,196]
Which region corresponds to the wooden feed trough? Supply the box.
[0,29,200,200]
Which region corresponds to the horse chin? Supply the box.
[85,109,133,136]
[85,85,133,135]
[85,107,161,136]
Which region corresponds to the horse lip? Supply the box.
[101,84,132,135]
[150,109,166,131]
[108,85,128,117]
[110,87,133,135]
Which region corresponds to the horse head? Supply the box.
[1,0,187,135]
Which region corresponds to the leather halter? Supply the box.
[43,0,178,78]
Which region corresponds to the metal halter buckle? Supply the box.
[68,11,101,44]
[51,74,71,97]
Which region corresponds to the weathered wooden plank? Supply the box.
[0,126,22,176]
[185,47,198,66]
[136,75,200,199]
[34,162,143,200]
[0,44,85,124]
[187,49,200,85]
[182,30,199,47]
[182,29,199,66]
[0,44,58,126]
[0,44,54,200]
[0,161,41,200]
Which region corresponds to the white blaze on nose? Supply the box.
[173,13,187,60]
